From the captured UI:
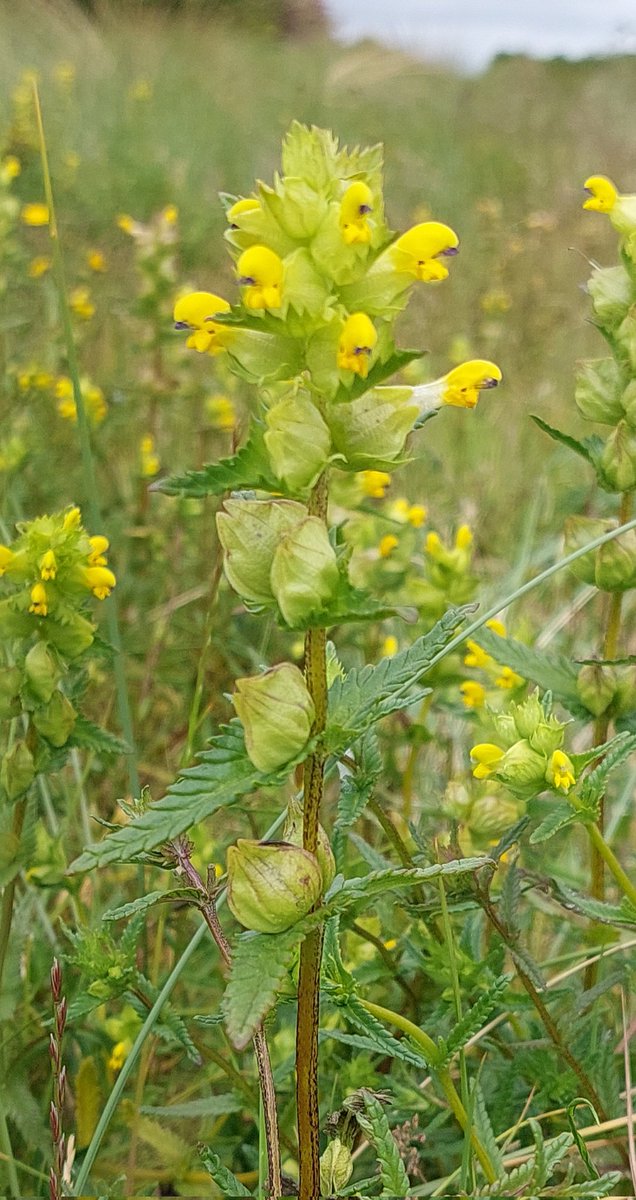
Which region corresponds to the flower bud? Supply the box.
[283,798,336,890]
[32,692,77,747]
[226,839,322,933]
[489,712,519,748]
[574,359,624,425]
[216,498,307,604]
[599,420,636,492]
[232,663,315,773]
[587,264,632,329]
[264,392,331,492]
[320,1137,353,1196]
[563,516,612,585]
[468,792,524,839]
[24,642,61,705]
[327,387,419,469]
[576,663,617,716]
[1,740,35,801]
[270,516,339,626]
[510,694,544,740]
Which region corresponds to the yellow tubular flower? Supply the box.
[464,640,492,669]
[70,287,95,320]
[337,312,377,377]
[139,435,160,477]
[582,175,618,213]
[227,197,261,223]
[379,534,399,558]
[0,546,14,574]
[382,635,399,657]
[460,680,486,709]
[63,507,81,531]
[40,550,57,581]
[339,181,373,245]
[21,203,49,227]
[408,504,427,528]
[486,617,507,637]
[361,470,391,498]
[28,256,52,278]
[29,582,48,616]
[390,221,459,281]
[162,204,178,225]
[236,245,284,309]
[495,666,524,690]
[443,361,502,409]
[547,749,575,793]
[88,536,109,566]
[470,743,504,779]
[83,566,116,600]
[582,175,636,242]
[87,249,107,272]
[455,524,472,549]
[173,291,232,354]
[1,155,21,181]
[117,214,135,235]
[425,531,443,557]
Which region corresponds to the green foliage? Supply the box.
[222,914,321,1048]
[437,975,512,1065]
[355,1090,411,1197]
[155,420,280,498]
[474,627,581,706]
[198,1144,252,1195]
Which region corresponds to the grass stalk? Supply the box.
[436,867,474,1191]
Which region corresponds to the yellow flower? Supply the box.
[53,62,75,87]
[360,470,391,498]
[546,749,575,793]
[236,245,284,309]
[162,204,178,225]
[390,221,459,281]
[379,534,399,558]
[63,507,81,531]
[407,504,427,528]
[40,550,57,581]
[88,536,109,566]
[480,288,511,314]
[28,256,52,279]
[425,531,443,557]
[29,582,48,616]
[139,435,160,478]
[108,1039,131,1072]
[464,639,493,669]
[455,524,473,550]
[470,743,504,779]
[70,287,95,320]
[116,213,135,235]
[381,635,399,657]
[337,312,377,378]
[460,680,486,709]
[87,249,107,273]
[389,497,410,521]
[33,371,54,390]
[1,155,21,182]
[339,181,373,245]
[82,565,116,600]
[21,203,49,227]
[383,937,397,950]
[0,547,15,574]
[206,394,236,430]
[495,666,524,690]
[583,175,636,245]
[486,617,507,637]
[227,197,261,223]
[173,291,232,354]
[129,78,152,101]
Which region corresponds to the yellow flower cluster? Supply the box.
[461,618,523,708]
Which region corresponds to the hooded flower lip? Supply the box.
[227,197,261,226]
[546,749,575,793]
[339,181,373,245]
[583,175,618,212]
[236,245,284,309]
[413,359,502,419]
[337,312,377,377]
[173,291,232,354]
[390,221,460,281]
[582,175,636,243]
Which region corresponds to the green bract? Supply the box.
[226,839,322,933]
[231,663,315,772]
[216,497,308,604]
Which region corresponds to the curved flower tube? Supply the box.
[413,360,502,419]
[339,182,373,245]
[237,245,284,309]
[173,291,232,354]
[389,221,459,281]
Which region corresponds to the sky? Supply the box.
[323,0,636,70]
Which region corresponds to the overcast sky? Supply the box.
[324,0,636,70]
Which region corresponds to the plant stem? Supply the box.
[0,797,27,994]
[172,842,282,1199]
[297,473,329,1200]
[586,822,636,908]
[437,868,473,1190]
[359,999,497,1184]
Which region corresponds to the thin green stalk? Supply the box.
[180,546,224,768]
[31,81,140,801]
[0,1100,19,1199]
[0,797,27,993]
[437,868,473,1192]
[586,822,636,908]
[72,807,286,1198]
[297,472,329,1200]
[359,999,497,1184]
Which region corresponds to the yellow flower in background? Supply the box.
[55,377,107,424]
[390,221,459,281]
[128,78,153,101]
[21,202,49,227]
[381,635,399,657]
[28,256,52,279]
[162,204,178,225]
[108,1039,132,1073]
[206,394,236,430]
[237,245,284,309]
[337,312,377,377]
[173,292,232,354]
[378,534,399,558]
[53,62,75,87]
[460,680,486,709]
[546,749,575,793]
[464,639,493,669]
[139,435,160,478]
[470,743,504,779]
[455,524,472,550]
[486,617,507,637]
[425,531,443,558]
[480,288,511,314]
[116,213,135,235]
[408,504,427,528]
[70,287,95,320]
[88,536,109,566]
[495,666,524,690]
[339,181,373,245]
[360,470,391,498]
[414,360,502,418]
[87,249,107,273]
[1,155,21,182]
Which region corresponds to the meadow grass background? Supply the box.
[1,4,635,1192]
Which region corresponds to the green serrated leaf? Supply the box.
[129,973,201,1064]
[69,715,130,757]
[334,994,430,1069]
[439,976,511,1065]
[280,571,413,631]
[472,1084,504,1176]
[531,414,596,464]
[141,1094,242,1119]
[326,605,473,749]
[577,731,636,802]
[198,1144,252,1196]
[530,803,580,845]
[223,915,320,1049]
[558,1172,622,1197]
[68,722,292,871]
[102,889,196,922]
[548,880,636,927]
[326,858,490,914]
[356,1091,410,1198]
[474,628,580,703]
[333,348,425,403]
[334,731,382,833]
[154,421,279,497]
